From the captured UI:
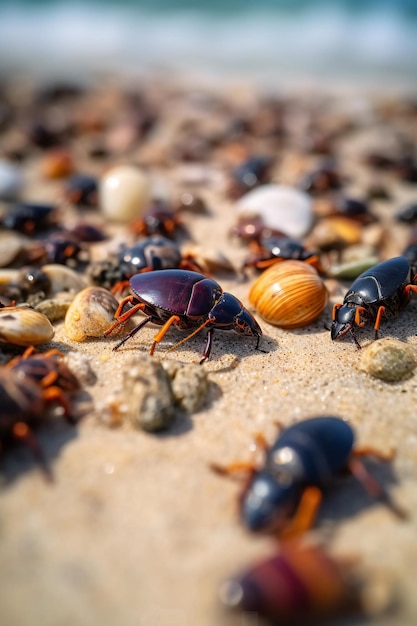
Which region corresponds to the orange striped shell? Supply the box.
[249,260,328,328]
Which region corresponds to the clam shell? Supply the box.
[42,264,87,295]
[0,307,54,346]
[249,260,328,328]
[64,287,135,341]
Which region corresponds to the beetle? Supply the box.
[103,269,262,363]
[211,416,404,535]
[130,200,185,239]
[1,202,57,234]
[220,541,370,625]
[0,347,80,477]
[88,236,203,292]
[331,256,417,348]
[243,235,322,273]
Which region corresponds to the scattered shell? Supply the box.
[306,216,362,250]
[122,355,175,431]
[236,184,313,239]
[42,264,87,295]
[329,257,379,280]
[0,232,28,267]
[162,360,209,412]
[99,164,151,222]
[40,149,74,179]
[65,286,134,341]
[359,338,416,382]
[249,260,328,328]
[0,160,23,200]
[0,307,54,346]
[35,294,74,322]
[182,244,235,274]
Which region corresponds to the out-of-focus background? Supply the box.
[0,0,416,89]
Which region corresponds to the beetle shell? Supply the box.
[65,286,136,341]
[249,260,328,328]
[0,307,55,346]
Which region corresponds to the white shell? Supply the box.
[0,160,23,200]
[42,264,87,295]
[236,184,313,239]
[99,164,151,222]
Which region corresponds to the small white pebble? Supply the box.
[99,164,151,222]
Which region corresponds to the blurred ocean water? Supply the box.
[0,0,416,88]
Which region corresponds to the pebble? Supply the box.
[64,286,134,341]
[99,164,151,222]
[0,160,23,200]
[235,184,313,239]
[35,294,74,322]
[122,355,176,432]
[359,338,417,382]
[162,360,209,412]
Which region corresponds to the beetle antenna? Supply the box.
[166,319,211,353]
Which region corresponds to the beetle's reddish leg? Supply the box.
[150,315,181,356]
[373,305,386,339]
[112,316,153,351]
[354,306,367,327]
[42,386,76,423]
[103,301,145,337]
[305,255,325,274]
[279,486,322,540]
[332,303,341,320]
[352,446,395,462]
[404,284,417,297]
[12,422,53,481]
[210,460,258,477]
[348,457,407,520]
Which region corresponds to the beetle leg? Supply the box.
[42,386,76,423]
[149,315,181,356]
[279,486,322,540]
[112,315,153,351]
[373,305,386,339]
[354,306,367,327]
[210,460,257,477]
[12,422,53,481]
[331,303,341,320]
[404,284,417,297]
[103,301,146,337]
[348,457,407,520]
[352,446,395,462]
[200,327,214,364]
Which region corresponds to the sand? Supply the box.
[1,74,417,626]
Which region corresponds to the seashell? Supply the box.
[0,160,23,200]
[306,216,362,250]
[0,307,54,346]
[0,232,29,267]
[181,244,235,274]
[64,286,135,341]
[236,184,313,239]
[358,338,416,382]
[249,260,328,328]
[42,264,87,295]
[329,257,379,280]
[35,294,74,322]
[99,164,151,222]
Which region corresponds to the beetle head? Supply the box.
[209,292,262,344]
[331,303,356,341]
[241,470,297,532]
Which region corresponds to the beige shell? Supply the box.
[65,287,135,341]
[249,260,328,328]
[99,164,151,222]
[0,306,55,346]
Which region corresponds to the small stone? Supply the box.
[0,160,23,200]
[122,355,175,432]
[359,338,417,382]
[35,294,73,322]
[99,164,151,222]
[162,360,209,412]
[236,184,313,239]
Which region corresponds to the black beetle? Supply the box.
[331,256,417,348]
[212,416,404,535]
[243,235,322,272]
[103,269,262,363]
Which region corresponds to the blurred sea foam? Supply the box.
[0,0,416,90]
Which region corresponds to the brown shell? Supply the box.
[249,260,328,328]
[0,307,55,346]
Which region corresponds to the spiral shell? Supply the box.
[249,260,328,328]
[64,287,135,341]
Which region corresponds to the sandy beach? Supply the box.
[1,73,417,626]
